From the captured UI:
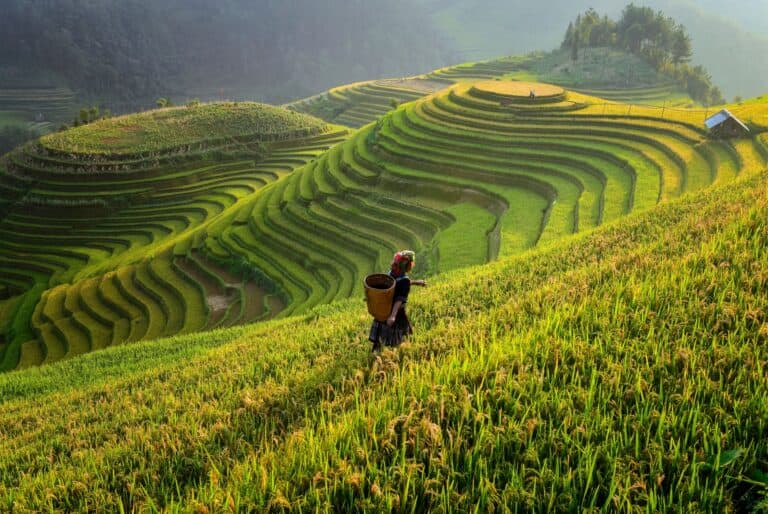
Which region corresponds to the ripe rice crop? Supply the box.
[0,166,766,511]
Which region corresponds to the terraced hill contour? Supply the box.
[0,84,76,133]
[290,50,694,129]
[0,102,348,369]
[2,83,766,370]
[205,80,767,317]
[1,163,767,512]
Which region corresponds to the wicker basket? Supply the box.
[364,273,395,322]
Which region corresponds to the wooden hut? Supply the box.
[704,109,750,138]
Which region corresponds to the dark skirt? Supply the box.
[369,308,412,350]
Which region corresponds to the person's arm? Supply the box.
[411,279,427,287]
[386,300,403,327]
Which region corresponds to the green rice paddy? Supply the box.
[0,102,348,369]
[2,81,767,370]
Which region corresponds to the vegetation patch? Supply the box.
[41,102,328,155]
[2,52,766,372]
[1,167,767,511]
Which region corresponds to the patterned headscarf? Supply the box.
[391,250,416,275]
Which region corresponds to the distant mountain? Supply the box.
[683,0,768,35]
[0,0,454,110]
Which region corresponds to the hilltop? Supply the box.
[1,163,766,511]
[40,103,329,155]
[419,0,768,99]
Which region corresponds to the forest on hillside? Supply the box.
[0,0,453,107]
[562,5,725,105]
[417,0,768,100]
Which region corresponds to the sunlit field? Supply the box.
[1,165,767,511]
[2,82,766,371]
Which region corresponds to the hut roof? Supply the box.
[705,109,750,132]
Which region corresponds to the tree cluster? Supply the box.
[561,4,724,106]
[70,106,110,129]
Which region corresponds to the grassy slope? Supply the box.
[293,49,694,132]
[1,162,767,511]
[508,49,689,101]
[41,103,327,154]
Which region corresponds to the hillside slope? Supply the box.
[289,50,693,129]
[419,0,768,99]
[1,165,767,511]
[2,83,766,370]
[0,0,453,108]
[0,103,349,370]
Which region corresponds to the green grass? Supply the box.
[0,166,767,511]
[435,202,496,271]
[41,102,328,155]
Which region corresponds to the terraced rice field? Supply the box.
[291,52,694,130]
[570,83,691,106]
[204,80,767,319]
[0,102,348,369]
[0,86,76,134]
[1,84,765,370]
[287,78,446,128]
[428,57,530,83]
[0,86,75,119]
[288,58,537,129]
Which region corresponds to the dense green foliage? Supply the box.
[562,5,724,106]
[0,0,452,107]
[1,166,767,511]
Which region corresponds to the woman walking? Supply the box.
[369,250,427,352]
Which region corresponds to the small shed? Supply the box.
[704,109,750,138]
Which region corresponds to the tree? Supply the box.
[589,16,615,47]
[709,86,724,106]
[671,27,692,64]
[624,23,645,54]
[562,22,574,50]
[560,6,723,107]
[571,28,580,61]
